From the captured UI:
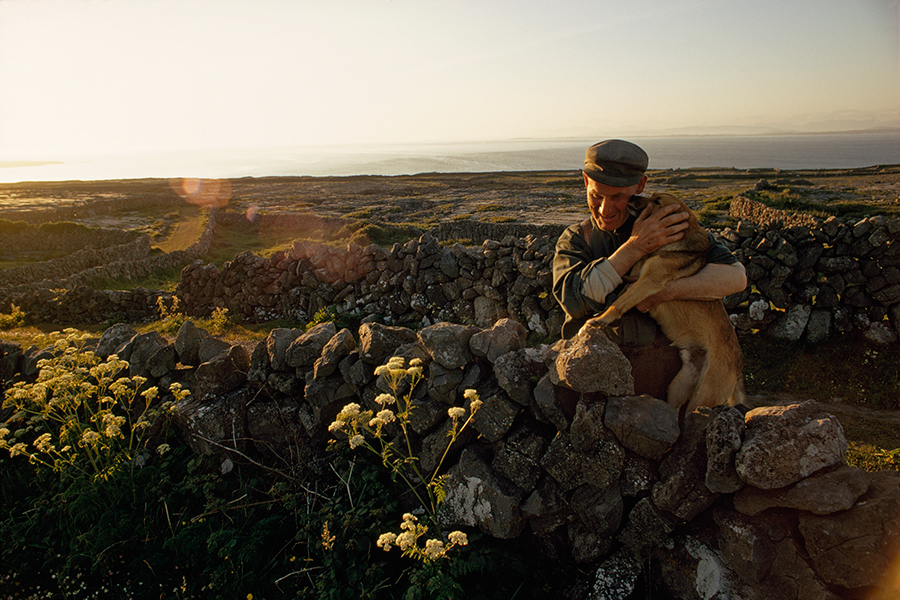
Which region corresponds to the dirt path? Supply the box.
[153,208,205,253]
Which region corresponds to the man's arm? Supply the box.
[635,262,747,312]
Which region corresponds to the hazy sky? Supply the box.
[1,0,898,160]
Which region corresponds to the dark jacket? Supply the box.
[552,206,737,339]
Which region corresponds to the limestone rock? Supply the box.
[194,344,250,401]
[542,427,623,494]
[798,469,900,590]
[491,422,551,494]
[312,328,356,379]
[472,391,521,442]
[418,322,479,369]
[551,327,633,396]
[617,496,676,560]
[440,448,526,539]
[604,395,680,461]
[266,328,304,372]
[426,361,465,404]
[286,322,336,369]
[735,401,847,489]
[705,406,746,494]
[357,322,417,364]
[127,331,172,379]
[569,482,623,562]
[493,347,547,406]
[652,409,719,521]
[769,304,812,341]
[468,317,527,363]
[532,373,572,432]
[734,465,870,516]
[714,506,842,600]
[95,322,137,359]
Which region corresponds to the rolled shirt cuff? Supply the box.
[583,259,622,304]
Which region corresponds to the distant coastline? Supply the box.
[1,130,899,184]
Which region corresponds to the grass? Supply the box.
[741,331,900,410]
[750,188,900,220]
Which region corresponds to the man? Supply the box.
[552,139,747,397]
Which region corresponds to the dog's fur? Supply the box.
[584,192,745,413]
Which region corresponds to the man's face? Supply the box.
[584,172,647,231]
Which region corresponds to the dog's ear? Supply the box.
[628,195,651,216]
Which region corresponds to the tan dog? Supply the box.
[584,192,745,413]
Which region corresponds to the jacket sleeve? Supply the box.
[552,225,621,323]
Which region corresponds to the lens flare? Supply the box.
[169,178,232,208]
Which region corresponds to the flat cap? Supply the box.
[583,139,649,187]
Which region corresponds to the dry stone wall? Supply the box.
[0,211,218,323]
[4,318,895,599]
[6,196,900,346]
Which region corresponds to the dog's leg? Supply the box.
[666,347,706,408]
[683,341,743,413]
[585,256,671,328]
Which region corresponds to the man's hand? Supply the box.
[606,203,689,279]
[630,203,689,256]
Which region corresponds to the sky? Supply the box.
[0,0,898,162]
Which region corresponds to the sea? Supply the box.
[1,131,899,184]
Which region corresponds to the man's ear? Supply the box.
[635,174,648,194]
[582,171,591,188]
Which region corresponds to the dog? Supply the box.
[583,192,745,413]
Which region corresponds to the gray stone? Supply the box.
[440,448,526,539]
[542,427,624,494]
[805,309,832,344]
[493,347,547,406]
[714,506,842,600]
[736,401,847,489]
[472,391,520,442]
[127,331,170,379]
[286,321,337,369]
[799,470,900,590]
[705,406,745,494]
[357,321,417,364]
[173,387,250,456]
[418,322,479,369]
[551,327,634,396]
[769,304,812,341]
[246,339,270,385]
[426,361,464,404]
[617,496,676,559]
[585,549,643,600]
[491,423,550,494]
[604,395,680,461]
[621,452,657,497]
[652,409,720,520]
[174,320,207,366]
[735,465,870,516]
[194,344,250,401]
[312,328,356,379]
[569,483,624,562]
[532,373,572,432]
[468,317,527,363]
[95,322,137,359]
[267,328,304,372]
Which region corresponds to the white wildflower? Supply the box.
[447,407,466,419]
[376,532,397,551]
[349,434,365,449]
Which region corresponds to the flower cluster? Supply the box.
[0,329,187,481]
[328,355,483,563]
[375,513,468,562]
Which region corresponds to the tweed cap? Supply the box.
[583,139,649,187]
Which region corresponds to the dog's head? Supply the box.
[628,193,691,218]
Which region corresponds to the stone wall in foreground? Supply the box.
[3,318,894,600]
